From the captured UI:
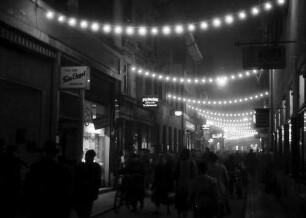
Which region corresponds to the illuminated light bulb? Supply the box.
[188,24,196,31]
[173,96,177,99]
[195,79,199,83]
[58,15,65,23]
[245,98,248,101]
[264,2,273,11]
[152,74,156,77]
[231,75,235,79]
[126,26,134,35]
[131,66,136,71]
[187,79,191,83]
[213,101,216,104]
[91,23,99,32]
[246,71,250,76]
[175,25,184,34]
[277,0,285,5]
[209,78,213,83]
[180,78,184,82]
[225,15,234,24]
[212,18,222,27]
[260,94,263,97]
[68,18,77,26]
[208,102,211,104]
[265,92,269,95]
[203,101,206,104]
[103,24,111,33]
[251,7,260,16]
[80,20,88,29]
[202,79,206,83]
[224,101,227,104]
[138,27,147,36]
[238,73,243,78]
[162,26,171,35]
[200,22,209,30]
[234,100,237,103]
[193,100,196,103]
[178,97,181,100]
[145,71,149,76]
[46,11,54,19]
[166,77,170,80]
[114,26,122,34]
[168,94,172,98]
[218,101,222,104]
[151,27,158,35]
[173,78,177,82]
[198,101,201,104]
[239,99,242,102]
[183,98,186,101]
[255,95,258,98]
[250,97,253,99]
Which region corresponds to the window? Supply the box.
[299,75,305,107]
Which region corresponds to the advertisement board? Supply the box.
[60,66,90,89]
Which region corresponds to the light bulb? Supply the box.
[91,23,99,31]
[46,11,54,19]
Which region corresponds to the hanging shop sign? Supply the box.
[60,66,90,89]
[242,46,286,69]
[92,115,109,130]
[142,96,159,108]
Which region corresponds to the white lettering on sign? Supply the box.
[142,97,159,107]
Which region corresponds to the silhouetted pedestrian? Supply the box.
[207,152,230,217]
[25,142,72,218]
[74,149,101,218]
[174,148,196,218]
[0,144,22,218]
[190,161,219,218]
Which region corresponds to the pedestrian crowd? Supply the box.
[0,136,265,218]
[116,147,263,218]
[0,140,101,218]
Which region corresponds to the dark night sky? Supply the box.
[165,0,271,112]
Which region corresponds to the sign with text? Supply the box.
[243,46,286,69]
[60,66,90,89]
[142,96,159,107]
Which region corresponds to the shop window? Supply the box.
[83,100,109,187]
[289,89,293,116]
[299,75,305,107]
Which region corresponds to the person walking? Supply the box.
[151,154,174,215]
[25,142,72,218]
[74,149,102,218]
[174,148,196,218]
[206,152,230,217]
[189,161,219,218]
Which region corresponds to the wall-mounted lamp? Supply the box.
[174,110,183,116]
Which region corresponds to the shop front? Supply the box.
[185,120,195,149]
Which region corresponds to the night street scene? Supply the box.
[0,0,306,218]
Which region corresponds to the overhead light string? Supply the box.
[45,0,286,37]
[187,105,254,117]
[168,91,269,106]
[130,66,261,86]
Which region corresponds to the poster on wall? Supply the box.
[60,66,90,89]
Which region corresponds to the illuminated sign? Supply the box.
[142,96,159,107]
[60,66,90,89]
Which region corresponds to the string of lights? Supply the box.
[201,115,252,122]
[168,91,269,105]
[206,120,253,127]
[187,105,254,117]
[45,0,286,37]
[130,66,260,86]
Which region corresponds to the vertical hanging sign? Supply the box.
[60,66,90,89]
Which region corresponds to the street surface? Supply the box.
[93,190,246,218]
